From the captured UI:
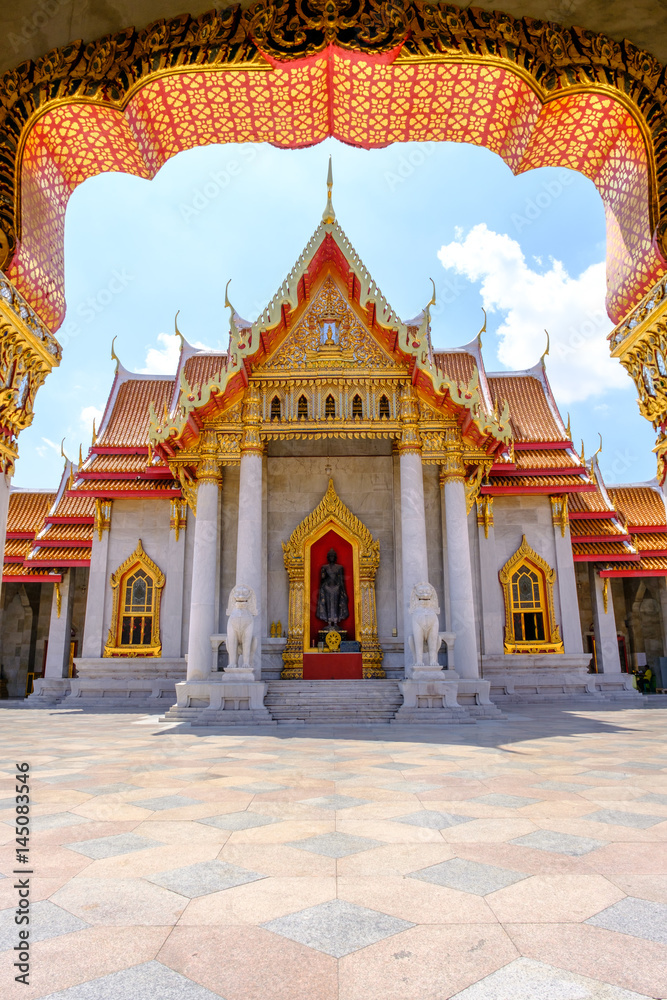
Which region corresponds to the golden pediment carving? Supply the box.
[259,276,401,373]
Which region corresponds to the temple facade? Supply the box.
[1,182,665,720]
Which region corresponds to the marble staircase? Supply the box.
[264,679,403,725]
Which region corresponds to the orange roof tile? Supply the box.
[3,563,59,579]
[183,354,227,387]
[433,351,476,386]
[6,491,56,534]
[633,532,667,551]
[488,474,589,489]
[569,488,613,515]
[38,523,93,542]
[99,378,173,448]
[513,449,582,471]
[636,557,667,571]
[70,479,178,494]
[570,518,626,538]
[571,541,638,557]
[25,545,91,564]
[49,495,96,519]
[4,539,30,559]
[487,375,562,442]
[84,453,150,473]
[607,486,667,528]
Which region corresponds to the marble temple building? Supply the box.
[1,174,664,723]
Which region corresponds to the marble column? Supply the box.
[44,569,76,678]
[441,429,479,679]
[235,384,264,680]
[0,472,10,665]
[589,565,622,673]
[81,509,112,657]
[398,386,429,673]
[551,498,584,653]
[236,452,263,680]
[186,465,221,681]
[475,496,504,654]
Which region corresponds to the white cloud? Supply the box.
[80,405,103,428]
[35,437,61,458]
[436,224,628,404]
[139,332,212,375]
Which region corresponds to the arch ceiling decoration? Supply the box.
[0,1,666,332]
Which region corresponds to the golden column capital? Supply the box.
[398,383,421,455]
[439,425,465,483]
[197,427,222,485]
[241,382,263,455]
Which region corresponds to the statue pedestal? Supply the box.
[393,667,503,724]
[166,672,275,726]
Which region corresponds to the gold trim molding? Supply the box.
[281,479,383,679]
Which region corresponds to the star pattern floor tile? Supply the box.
[262,898,414,957]
[2,701,666,999]
[147,860,266,897]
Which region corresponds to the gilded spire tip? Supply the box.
[322,155,335,225]
[174,310,184,349]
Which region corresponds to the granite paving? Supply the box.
[0,702,666,999]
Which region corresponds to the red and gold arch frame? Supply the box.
[1,0,667,335]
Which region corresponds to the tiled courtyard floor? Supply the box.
[1,703,667,999]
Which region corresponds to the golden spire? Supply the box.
[91,418,97,446]
[78,443,83,467]
[566,412,571,439]
[322,156,335,224]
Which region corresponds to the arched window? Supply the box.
[499,535,563,654]
[270,396,281,420]
[379,395,390,419]
[352,394,363,418]
[325,394,336,418]
[297,394,308,419]
[104,541,165,657]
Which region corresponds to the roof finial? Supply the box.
[478,307,487,350]
[110,335,121,373]
[566,412,571,439]
[322,156,335,225]
[78,443,83,467]
[91,418,97,446]
[540,329,550,364]
[593,432,603,460]
[174,310,185,350]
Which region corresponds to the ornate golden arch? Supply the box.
[104,539,165,657]
[498,535,563,655]
[281,479,383,678]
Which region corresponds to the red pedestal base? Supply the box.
[302,652,363,679]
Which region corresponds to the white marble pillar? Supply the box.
[81,520,111,657]
[186,479,220,680]
[236,451,263,680]
[552,505,584,653]
[44,569,76,678]
[475,498,504,654]
[399,450,429,672]
[443,473,479,679]
[589,565,621,673]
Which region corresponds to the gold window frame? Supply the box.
[104,540,165,658]
[499,535,564,655]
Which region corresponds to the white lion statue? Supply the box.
[226,584,258,670]
[408,582,441,667]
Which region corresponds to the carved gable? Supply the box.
[259,276,402,372]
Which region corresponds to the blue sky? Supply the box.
[14,136,656,487]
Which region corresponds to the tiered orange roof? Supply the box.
[23,462,94,572]
[3,489,61,583]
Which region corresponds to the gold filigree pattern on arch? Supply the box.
[1,0,667,332]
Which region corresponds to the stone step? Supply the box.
[264,680,402,724]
